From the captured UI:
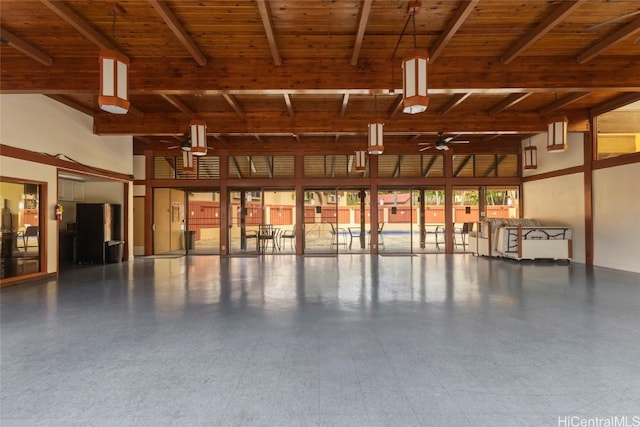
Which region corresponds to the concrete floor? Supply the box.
[1,255,639,426]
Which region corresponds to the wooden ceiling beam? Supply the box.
[161,94,193,117]
[283,94,295,118]
[46,95,94,116]
[489,93,532,115]
[222,94,245,119]
[538,92,591,116]
[482,134,502,143]
[577,15,640,64]
[438,93,471,115]
[430,0,479,64]
[256,0,282,66]
[0,28,52,66]
[501,0,586,64]
[40,0,117,51]
[350,0,373,66]
[148,0,207,66]
[340,93,350,118]
[94,111,590,135]
[4,56,639,93]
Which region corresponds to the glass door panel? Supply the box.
[228,190,263,255]
[414,188,445,253]
[451,188,479,253]
[485,187,520,220]
[186,190,220,255]
[303,189,340,254]
[378,189,413,253]
[1,181,42,279]
[263,189,296,254]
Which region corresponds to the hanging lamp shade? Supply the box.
[98,49,130,114]
[368,122,384,155]
[547,117,568,152]
[523,145,537,170]
[182,150,194,172]
[190,119,207,156]
[354,151,367,171]
[402,49,429,114]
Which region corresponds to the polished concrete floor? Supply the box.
[1,255,640,426]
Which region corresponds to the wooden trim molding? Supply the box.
[522,165,585,182]
[1,144,134,182]
[1,272,57,288]
[592,152,640,170]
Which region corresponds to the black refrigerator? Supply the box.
[76,203,121,263]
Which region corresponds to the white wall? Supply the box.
[0,94,134,269]
[593,163,640,273]
[1,95,132,175]
[523,132,584,177]
[523,173,586,264]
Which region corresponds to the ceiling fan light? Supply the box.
[402,49,429,115]
[190,119,207,156]
[368,122,384,155]
[98,49,130,114]
[546,117,568,152]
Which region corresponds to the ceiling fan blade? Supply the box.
[419,146,433,151]
[450,140,470,144]
[443,137,454,143]
[167,145,179,149]
[418,142,432,145]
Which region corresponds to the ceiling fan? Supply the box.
[418,132,469,151]
[162,132,214,152]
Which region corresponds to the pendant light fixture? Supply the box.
[354,150,367,171]
[190,119,207,156]
[182,150,194,173]
[368,95,384,155]
[98,5,129,114]
[523,138,537,170]
[546,117,568,152]
[402,2,429,114]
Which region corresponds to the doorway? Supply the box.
[153,188,186,255]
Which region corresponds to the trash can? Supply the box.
[186,231,196,250]
[105,240,124,263]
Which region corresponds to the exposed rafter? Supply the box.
[591,92,640,117]
[46,95,94,116]
[387,95,404,118]
[438,93,471,116]
[283,94,295,118]
[0,28,52,66]
[222,94,245,119]
[422,155,439,177]
[482,134,503,143]
[501,0,586,64]
[577,15,640,64]
[40,0,117,50]
[430,0,479,64]
[148,0,207,66]
[350,0,373,66]
[127,104,145,119]
[161,94,193,117]
[539,92,591,116]
[454,155,473,177]
[340,94,350,118]
[489,93,532,115]
[256,0,282,66]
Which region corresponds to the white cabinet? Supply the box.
[58,179,84,201]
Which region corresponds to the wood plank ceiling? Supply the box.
[1,0,639,156]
